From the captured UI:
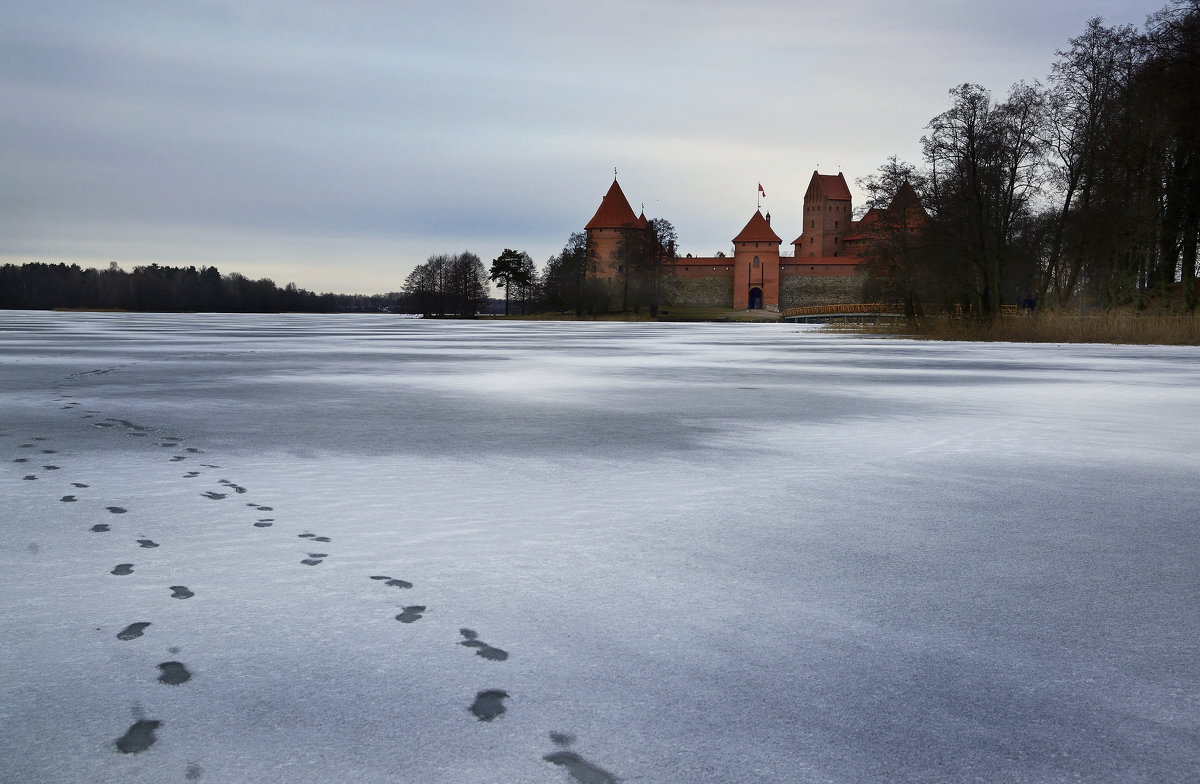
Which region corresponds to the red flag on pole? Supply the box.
[758,183,766,196]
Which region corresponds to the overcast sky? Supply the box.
[0,1,1170,294]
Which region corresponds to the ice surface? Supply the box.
[1,312,1198,783]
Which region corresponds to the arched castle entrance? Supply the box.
[748,287,763,310]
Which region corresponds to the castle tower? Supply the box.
[732,210,781,310]
[792,171,853,258]
[585,179,642,279]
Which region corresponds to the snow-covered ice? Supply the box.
[1,312,1197,783]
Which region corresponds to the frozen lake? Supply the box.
[1,312,1197,783]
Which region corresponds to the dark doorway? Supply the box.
[748,287,763,310]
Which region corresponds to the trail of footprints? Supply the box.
[6,382,617,781]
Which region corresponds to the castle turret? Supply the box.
[732,210,781,310]
[792,171,852,258]
[585,179,642,279]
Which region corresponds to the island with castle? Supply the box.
[584,171,927,311]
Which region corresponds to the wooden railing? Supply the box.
[782,303,1023,319]
[781,303,903,318]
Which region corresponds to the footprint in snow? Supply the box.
[542,751,619,784]
[71,483,88,488]
[90,524,110,532]
[201,491,226,500]
[111,564,134,576]
[468,690,508,722]
[184,471,200,478]
[543,732,619,784]
[157,661,191,685]
[369,575,414,588]
[137,539,159,548]
[300,553,327,566]
[459,628,509,661]
[117,622,151,640]
[106,506,127,514]
[395,606,425,623]
[115,719,160,754]
[169,585,194,599]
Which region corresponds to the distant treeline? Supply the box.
[0,262,401,313]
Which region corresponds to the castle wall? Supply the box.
[664,273,735,308]
[673,259,734,277]
[780,271,866,308]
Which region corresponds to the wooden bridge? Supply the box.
[781,303,905,323]
[781,303,1020,323]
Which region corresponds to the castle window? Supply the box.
[753,257,760,267]
[810,220,814,228]
[810,237,814,244]
[834,221,838,228]
[833,252,838,257]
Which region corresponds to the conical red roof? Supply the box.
[732,210,781,243]
[585,180,640,230]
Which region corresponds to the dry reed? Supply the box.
[897,311,1200,345]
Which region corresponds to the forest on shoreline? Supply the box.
[0,262,399,314]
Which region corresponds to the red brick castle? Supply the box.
[585,171,922,310]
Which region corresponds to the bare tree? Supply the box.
[856,157,932,319]
[922,82,1046,317]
